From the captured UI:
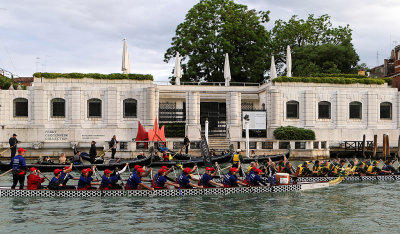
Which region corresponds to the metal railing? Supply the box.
[0,68,19,79]
[154,81,261,87]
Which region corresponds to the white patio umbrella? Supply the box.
[270,55,277,79]
[174,52,182,85]
[287,45,292,77]
[122,39,131,74]
[224,53,231,86]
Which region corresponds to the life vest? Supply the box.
[232,154,240,163]
[367,165,374,173]
[297,166,304,176]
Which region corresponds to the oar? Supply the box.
[0,144,17,155]
[98,142,119,158]
[0,169,13,177]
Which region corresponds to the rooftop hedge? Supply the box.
[310,73,368,78]
[273,126,315,140]
[273,76,386,85]
[33,72,153,81]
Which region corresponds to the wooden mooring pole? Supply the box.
[373,135,377,159]
[397,135,400,158]
[361,134,366,158]
[383,134,387,159]
[386,134,390,159]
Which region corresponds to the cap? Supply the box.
[54,169,62,175]
[29,167,37,172]
[158,169,167,174]
[183,168,192,174]
[13,133,17,136]
[82,168,90,174]
[137,168,145,173]
[255,169,263,174]
[64,166,71,170]
[104,169,112,174]
[229,167,238,173]
[251,167,258,171]
[161,166,169,170]
[134,165,142,170]
[205,167,215,171]
[18,148,27,153]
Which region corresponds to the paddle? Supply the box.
[0,169,13,178]
[0,144,17,155]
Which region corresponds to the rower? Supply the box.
[125,168,154,190]
[382,160,398,174]
[247,162,259,173]
[177,167,203,189]
[223,167,247,188]
[77,168,100,190]
[109,163,129,189]
[244,167,268,186]
[60,164,79,189]
[27,167,45,190]
[100,169,113,190]
[200,167,223,188]
[152,169,180,189]
[48,169,63,190]
[10,148,27,189]
[295,161,312,177]
[230,149,244,176]
[160,165,176,182]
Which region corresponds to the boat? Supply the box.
[0,179,341,198]
[149,153,232,167]
[242,150,290,163]
[293,175,400,183]
[0,156,153,172]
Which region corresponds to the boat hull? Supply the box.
[0,182,330,198]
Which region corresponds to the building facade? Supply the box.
[0,76,398,155]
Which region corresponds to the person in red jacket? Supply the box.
[27,167,45,190]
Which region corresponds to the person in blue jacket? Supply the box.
[200,167,223,188]
[10,148,27,189]
[177,167,203,189]
[125,168,153,190]
[245,167,267,186]
[223,167,247,188]
[100,169,113,190]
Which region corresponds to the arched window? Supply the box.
[51,98,65,117]
[318,101,331,119]
[349,101,362,119]
[286,101,299,119]
[13,98,28,117]
[124,98,137,118]
[88,98,102,118]
[380,102,392,119]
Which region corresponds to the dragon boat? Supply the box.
[0,177,342,198]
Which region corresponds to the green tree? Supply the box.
[164,0,271,83]
[292,44,359,76]
[271,14,359,76]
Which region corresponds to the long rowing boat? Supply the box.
[0,179,341,198]
[0,156,153,172]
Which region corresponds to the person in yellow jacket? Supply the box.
[230,149,244,176]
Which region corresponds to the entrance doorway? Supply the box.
[200,102,226,136]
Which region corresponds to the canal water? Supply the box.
[0,167,399,233]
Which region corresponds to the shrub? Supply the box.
[273,126,315,140]
[310,73,367,78]
[273,76,385,85]
[33,72,153,81]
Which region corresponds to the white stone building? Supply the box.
[0,76,398,157]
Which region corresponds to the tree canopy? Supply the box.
[165,1,361,82]
[164,0,271,83]
[271,14,359,76]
